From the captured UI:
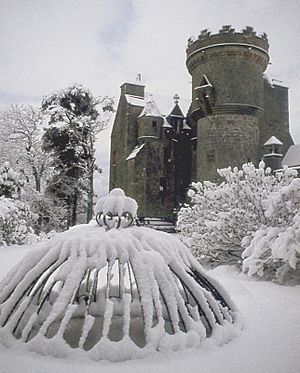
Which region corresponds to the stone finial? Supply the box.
[173,93,180,104]
[136,73,142,82]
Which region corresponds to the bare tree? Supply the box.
[0,104,51,192]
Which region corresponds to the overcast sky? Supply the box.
[1,0,300,143]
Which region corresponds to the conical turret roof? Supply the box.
[138,95,162,118]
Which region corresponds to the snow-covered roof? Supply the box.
[263,153,283,158]
[282,144,300,168]
[126,143,145,160]
[182,119,191,130]
[125,92,191,117]
[168,103,185,118]
[162,117,172,128]
[138,95,162,118]
[264,136,283,146]
[125,94,144,107]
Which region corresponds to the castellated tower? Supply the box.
[110,26,293,220]
[186,26,288,181]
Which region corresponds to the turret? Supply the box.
[137,95,164,142]
[186,26,269,119]
[263,136,283,171]
[186,26,270,181]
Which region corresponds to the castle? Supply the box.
[110,26,294,219]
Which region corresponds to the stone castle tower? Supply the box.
[186,25,293,181]
[110,26,294,219]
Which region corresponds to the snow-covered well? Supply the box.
[0,189,240,361]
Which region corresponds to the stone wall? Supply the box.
[110,91,142,191]
[197,114,259,181]
[261,80,294,156]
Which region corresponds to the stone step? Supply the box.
[136,218,176,233]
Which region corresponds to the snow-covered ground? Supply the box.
[0,243,299,373]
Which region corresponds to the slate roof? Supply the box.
[125,92,190,118]
[282,144,300,168]
[264,136,283,146]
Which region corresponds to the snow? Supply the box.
[282,144,300,168]
[0,217,238,361]
[0,185,299,370]
[178,163,300,282]
[162,117,172,129]
[125,92,191,117]
[263,135,283,146]
[138,95,162,118]
[94,188,138,218]
[125,94,144,107]
[0,246,299,372]
[126,144,145,161]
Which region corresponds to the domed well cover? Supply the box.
[0,189,240,361]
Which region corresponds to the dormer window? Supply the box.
[194,75,215,114]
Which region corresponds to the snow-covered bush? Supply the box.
[0,163,36,245]
[177,162,300,282]
[0,162,23,199]
[0,197,35,245]
[242,177,300,283]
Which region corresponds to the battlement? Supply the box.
[187,26,269,57]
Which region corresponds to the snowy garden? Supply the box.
[177,162,300,284]
[0,85,300,372]
[0,224,299,372]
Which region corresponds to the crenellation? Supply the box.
[219,25,235,34]
[199,29,210,38]
[187,27,269,59]
[260,32,268,41]
[242,26,256,36]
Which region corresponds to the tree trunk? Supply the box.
[35,175,41,193]
[87,162,94,223]
[71,192,78,226]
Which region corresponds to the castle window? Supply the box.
[159,177,166,204]
[206,150,216,162]
[179,120,183,132]
[112,150,117,166]
[152,120,157,129]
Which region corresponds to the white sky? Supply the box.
[1,0,300,143]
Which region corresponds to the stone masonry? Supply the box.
[110,26,294,218]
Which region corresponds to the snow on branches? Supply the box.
[0,162,24,199]
[177,162,300,283]
[42,83,114,226]
[0,104,49,193]
[0,163,36,245]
